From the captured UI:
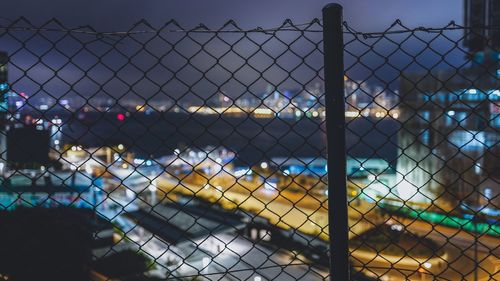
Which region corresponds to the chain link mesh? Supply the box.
[0,14,498,281]
[0,18,334,281]
[344,20,499,280]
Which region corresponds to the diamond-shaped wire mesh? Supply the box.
[0,18,334,281]
[0,14,498,281]
[344,21,499,280]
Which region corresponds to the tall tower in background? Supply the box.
[464,0,500,63]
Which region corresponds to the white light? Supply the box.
[117,144,124,150]
[283,169,290,176]
[71,146,77,151]
[475,163,481,174]
[174,149,180,155]
[264,181,277,191]
[54,140,60,145]
[467,89,477,94]
[146,160,152,166]
[260,162,268,169]
[254,276,262,281]
[423,262,432,269]
[390,224,403,232]
[148,185,157,192]
[484,188,492,199]
[215,158,222,164]
[447,110,455,116]
[345,111,360,118]
[234,169,249,177]
[85,165,93,174]
[202,257,210,268]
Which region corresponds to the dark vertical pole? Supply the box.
[323,3,349,281]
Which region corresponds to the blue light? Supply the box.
[0,83,8,91]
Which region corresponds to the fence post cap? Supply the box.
[322,3,343,12]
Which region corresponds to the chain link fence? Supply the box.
[0,17,334,281]
[0,4,498,281]
[343,19,500,281]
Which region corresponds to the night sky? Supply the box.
[3,0,462,31]
[0,0,467,101]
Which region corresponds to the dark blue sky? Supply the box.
[1,0,468,100]
[4,0,462,31]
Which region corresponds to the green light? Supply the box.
[381,203,500,237]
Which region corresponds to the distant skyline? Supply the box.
[2,0,461,31]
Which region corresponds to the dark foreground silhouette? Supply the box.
[0,207,93,281]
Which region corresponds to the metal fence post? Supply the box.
[322,3,349,281]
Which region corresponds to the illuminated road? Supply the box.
[153,171,499,280]
[95,168,330,280]
[83,157,499,280]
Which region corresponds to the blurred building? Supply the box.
[397,69,500,210]
[0,170,103,209]
[395,2,500,211]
